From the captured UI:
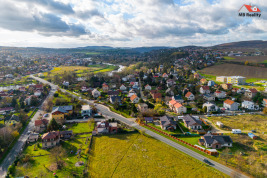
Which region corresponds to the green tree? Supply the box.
[47,118,60,131]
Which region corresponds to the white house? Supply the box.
[34,90,42,97]
[242,101,259,110]
[185,92,195,101]
[120,84,127,91]
[224,99,239,111]
[81,105,92,117]
[200,86,210,94]
[63,81,69,87]
[173,102,187,114]
[203,94,215,101]
[215,91,226,99]
[203,102,218,113]
[92,89,101,98]
[144,84,151,90]
[130,94,139,103]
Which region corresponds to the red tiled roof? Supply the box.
[169,99,177,105]
[42,131,59,140]
[185,92,192,97]
[35,119,49,126]
[130,94,138,101]
[153,93,162,99]
[174,103,183,108]
[249,88,258,93]
[224,99,235,105]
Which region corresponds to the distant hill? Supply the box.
[130,46,172,53]
[214,40,267,48]
[76,46,114,50]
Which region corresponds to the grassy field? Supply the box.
[66,122,94,134]
[208,114,267,133]
[223,56,236,60]
[44,65,117,77]
[200,63,267,79]
[89,133,227,178]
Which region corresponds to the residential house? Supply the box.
[194,73,200,79]
[34,90,42,97]
[169,100,187,114]
[232,88,242,94]
[182,115,202,130]
[63,81,69,87]
[162,73,168,78]
[51,105,73,124]
[42,131,60,149]
[221,83,233,90]
[203,94,215,101]
[138,103,148,112]
[59,130,73,140]
[159,116,176,131]
[4,115,20,126]
[215,91,226,99]
[144,84,151,90]
[102,83,109,93]
[97,121,118,133]
[128,89,136,97]
[185,92,195,101]
[25,95,37,105]
[166,79,175,87]
[242,101,259,110]
[35,119,49,133]
[208,80,215,87]
[200,86,210,94]
[130,94,139,103]
[81,105,92,117]
[110,96,122,104]
[224,99,239,111]
[227,76,246,85]
[172,95,184,103]
[245,88,258,99]
[81,86,91,92]
[27,133,39,143]
[203,102,219,113]
[92,89,101,98]
[199,133,233,149]
[152,93,162,100]
[200,78,207,84]
[120,84,127,91]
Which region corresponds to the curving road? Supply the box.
[14,75,248,178]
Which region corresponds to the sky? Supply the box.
[0,0,266,48]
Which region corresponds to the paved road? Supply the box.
[29,76,248,178]
[0,84,57,178]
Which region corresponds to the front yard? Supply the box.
[66,122,95,134]
[147,122,183,134]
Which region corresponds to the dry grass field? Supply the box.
[208,114,267,177]
[88,133,227,178]
[200,63,267,79]
[224,56,267,64]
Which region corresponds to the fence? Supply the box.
[142,123,218,156]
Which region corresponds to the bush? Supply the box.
[54,93,59,97]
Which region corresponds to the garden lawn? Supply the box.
[67,122,94,134]
[179,136,202,145]
[89,133,228,178]
[14,136,91,177]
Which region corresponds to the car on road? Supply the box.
[203,159,214,166]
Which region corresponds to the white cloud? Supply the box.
[0,0,266,47]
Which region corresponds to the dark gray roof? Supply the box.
[4,115,20,122]
[110,96,121,103]
[183,115,202,127]
[108,90,119,96]
[145,117,153,122]
[160,116,176,127]
[52,105,73,113]
[203,135,233,145]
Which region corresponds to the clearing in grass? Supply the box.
[89,133,227,178]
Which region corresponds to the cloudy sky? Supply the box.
[0,0,266,48]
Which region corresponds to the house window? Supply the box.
[51,142,53,146]
[45,143,47,146]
